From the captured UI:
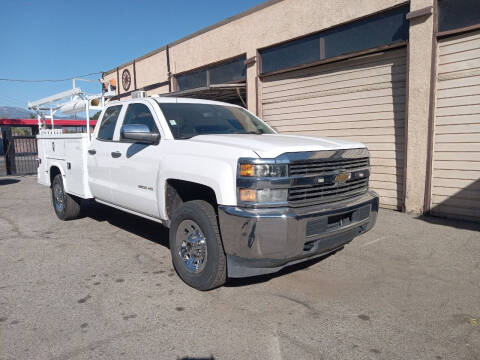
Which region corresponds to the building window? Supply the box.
[438,0,480,33]
[176,55,246,91]
[259,5,409,74]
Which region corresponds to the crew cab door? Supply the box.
[87,105,123,202]
[108,101,162,217]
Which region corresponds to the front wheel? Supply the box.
[51,174,81,221]
[169,200,226,291]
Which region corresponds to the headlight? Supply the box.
[239,163,287,177]
[239,188,288,203]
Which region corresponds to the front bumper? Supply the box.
[218,190,379,277]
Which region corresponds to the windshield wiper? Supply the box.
[232,131,263,135]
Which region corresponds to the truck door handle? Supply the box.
[88,149,96,155]
[111,151,122,158]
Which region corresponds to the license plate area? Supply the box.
[305,204,371,238]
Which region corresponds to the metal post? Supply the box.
[36,108,41,128]
[86,99,90,140]
[50,108,54,129]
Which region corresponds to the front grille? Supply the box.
[289,157,369,176]
[288,157,369,206]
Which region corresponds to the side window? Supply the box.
[97,105,122,140]
[123,103,159,133]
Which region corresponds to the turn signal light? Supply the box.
[239,189,257,202]
[239,164,255,177]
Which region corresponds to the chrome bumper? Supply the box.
[218,190,379,277]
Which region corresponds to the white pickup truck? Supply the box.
[37,94,378,290]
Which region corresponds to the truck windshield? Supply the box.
[156,102,276,139]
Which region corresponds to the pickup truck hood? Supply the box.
[187,134,366,158]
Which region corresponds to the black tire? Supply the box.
[169,200,226,291]
[51,174,81,221]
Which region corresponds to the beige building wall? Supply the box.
[404,0,435,213]
[136,49,169,89]
[167,0,405,112]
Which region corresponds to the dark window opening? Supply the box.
[259,5,409,74]
[175,55,246,91]
[438,0,480,33]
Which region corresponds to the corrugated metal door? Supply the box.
[260,48,407,210]
[431,31,480,221]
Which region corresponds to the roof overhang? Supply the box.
[163,83,247,106]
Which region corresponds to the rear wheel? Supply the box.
[169,200,226,291]
[51,174,81,220]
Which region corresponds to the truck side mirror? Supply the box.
[120,124,160,144]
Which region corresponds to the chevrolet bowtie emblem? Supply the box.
[334,172,350,184]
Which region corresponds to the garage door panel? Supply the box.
[432,194,480,209]
[369,179,402,191]
[436,94,480,108]
[432,186,480,198]
[275,125,403,137]
[263,66,406,95]
[440,47,480,65]
[264,103,402,121]
[438,59,480,75]
[263,82,402,105]
[435,143,480,152]
[437,84,480,99]
[435,113,480,125]
[262,74,405,101]
[263,88,405,111]
[434,160,480,171]
[435,124,480,134]
[262,48,406,210]
[435,104,480,117]
[439,35,480,55]
[435,133,480,143]
[370,157,404,167]
[433,169,480,181]
[264,95,405,116]
[437,75,480,90]
[434,151,480,161]
[265,111,404,125]
[433,177,480,190]
[272,119,404,131]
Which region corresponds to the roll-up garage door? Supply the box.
[431,31,480,221]
[260,48,407,210]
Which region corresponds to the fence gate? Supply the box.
[2,127,38,176]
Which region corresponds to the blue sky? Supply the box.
[0,0,265,109]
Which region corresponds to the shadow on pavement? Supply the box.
[416,214,480,232]
[226,249,341,288]
[85,201,170,248]
[0,178,20,185]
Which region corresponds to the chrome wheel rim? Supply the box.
[53,182,64,212]
[176,220,208,273]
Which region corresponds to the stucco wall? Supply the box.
[404,0,435,213]
[136,50,169,89]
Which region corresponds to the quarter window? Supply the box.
[123,103,159,133]
[97,105,122,140]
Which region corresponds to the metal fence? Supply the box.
[1,127,38,176]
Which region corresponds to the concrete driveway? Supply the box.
[0,176,479,360]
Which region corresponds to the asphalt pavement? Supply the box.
[0,176,479,360]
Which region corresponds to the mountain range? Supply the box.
[0,106,85,120]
